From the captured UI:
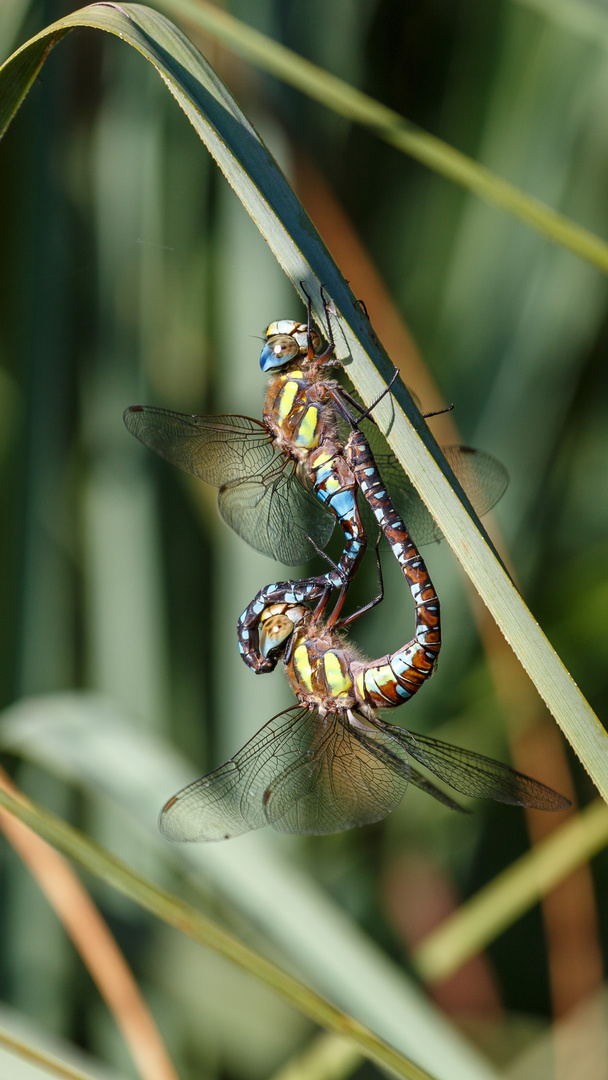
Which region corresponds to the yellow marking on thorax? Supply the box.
[294,405,320,448]
[354,669,366,701]
[277,380,299,421]
[293,643,314,692]
[323,652,353,697]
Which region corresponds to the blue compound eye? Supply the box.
[260,334,300,371]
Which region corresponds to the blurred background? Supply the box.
[1,0,608,1078]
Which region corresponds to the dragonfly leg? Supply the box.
[423,402,454,420]
[304,531,344,578]
[319,284,337,348]
[300,281,318,362]
[324,582,349,629]
[302,540,343,626]
[334,386,371,418]
[326,386,362,427]
[299,529,359,630]
[311,586,334,624]
[300,282,340,367]
[334,532,385,630]
[302,532,347,625]
[354,367,400,424]
[338,383,451,422]
[300,281,337,365]
[327,368,399,431]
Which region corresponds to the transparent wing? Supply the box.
[264,715,411,834]
[359,416,509,546]
[160,707,314,841]
[124,406,333,563]
[160,708,412,841]
[408,768,469,813]
[334,390,508,546]
[441,446,509,518]
[379,725,570,810]
[124,407,273,485]
[217,463,334,565]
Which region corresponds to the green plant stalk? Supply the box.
[155,0,608,276]
[1,3,606,815]
[269,1032,362,1080]
[0,785,434,1080]
[413,799,608,983]
[0,1026,95,1080]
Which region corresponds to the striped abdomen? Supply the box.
[352,640,438,709]
[283,623,438,714]
[345,429,441,662]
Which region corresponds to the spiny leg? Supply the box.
[300,281,337,365]
[334,532,385,630]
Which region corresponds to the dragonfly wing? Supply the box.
[366,446,508,547]
[264,714,411,834]
[160,707,318,841]
[124,408,273,485]
[408,768,469,813]
[124,407,334,564]
[353,414,508,546]
[442,446,509,517]
[382,726,570,811]
[218,465,334,564]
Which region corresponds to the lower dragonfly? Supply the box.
[160,587,569,842]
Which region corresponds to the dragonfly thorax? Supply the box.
[264,371,341,459]
[285,625,360,713]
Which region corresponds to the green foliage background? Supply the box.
[0,1,607,1079]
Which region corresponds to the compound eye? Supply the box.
[259,614,295,658]
[260,335,300,372]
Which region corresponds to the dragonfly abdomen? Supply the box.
[353,640,438,709]
[345,429,441,660]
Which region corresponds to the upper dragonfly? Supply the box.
[124,291,508,594]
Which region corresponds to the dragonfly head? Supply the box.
[259,603,307,658]
[260,321,322,371]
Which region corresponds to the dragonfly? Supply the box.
[160,588,569,841]
[124,290,508,669]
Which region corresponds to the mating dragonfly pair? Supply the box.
[124,289,568,840]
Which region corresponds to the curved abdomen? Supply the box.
[345,428,441,692]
